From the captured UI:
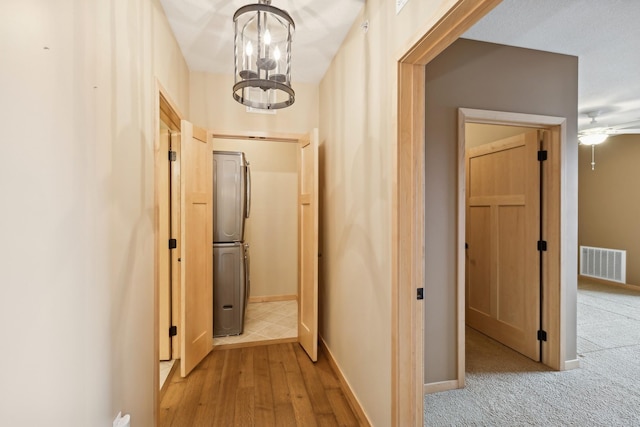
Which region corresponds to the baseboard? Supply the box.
[423,380,460,394]
[578,275,640,292]
[248,294,297,303]
[319,337,372,427]
[158,360,179,402]
[212,336,297,350]
[563,358,580,370]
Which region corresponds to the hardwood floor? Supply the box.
[159,343,364,426]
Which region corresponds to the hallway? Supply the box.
[159,343,365,426]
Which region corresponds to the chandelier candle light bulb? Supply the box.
[244,41,253,71]
[233,0,295,109]
[274,46,281,73]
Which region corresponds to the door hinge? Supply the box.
[538,150,548,161]
[417,288,424,300]
[537,240,547,251]
[537,330,547,341]
[169,150,177,161]
[169,326,177,337]
[169,238,177,249]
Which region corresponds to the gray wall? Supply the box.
[424,38,578,383]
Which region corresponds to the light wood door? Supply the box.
[180,120,213,377]
[170,131,182,361]
[158,125,171,360]
[298,129,319,362]
[466,130,540,361]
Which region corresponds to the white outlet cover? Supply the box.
[396,0,409,14]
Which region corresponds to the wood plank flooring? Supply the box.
[159,343,364,426]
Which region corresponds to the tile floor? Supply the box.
[213,300,298,346]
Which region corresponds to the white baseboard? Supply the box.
[423,379,460,394]
[563,358,580,370]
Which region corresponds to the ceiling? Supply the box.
[158,0,365,84]
[159,0,640,132]
[462,0,640,133]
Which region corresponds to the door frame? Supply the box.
[464,128,544,364]
[457,108,566,386]
[394,1,503,425]
[209,129,309,340]
[154,81,185,423]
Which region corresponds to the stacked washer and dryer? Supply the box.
[212,151,251,337]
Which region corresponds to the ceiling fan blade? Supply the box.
[609,119,640,131]
[608,128,640,135]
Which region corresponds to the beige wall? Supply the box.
[10,0,590,424]
[0,0,189,425]
[424,38,579,383]
[318,0,475,425]
[579,134,640,286]
[213,138,298,297]
[189,71,319,134]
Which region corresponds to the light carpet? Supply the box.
[424,280,640,426]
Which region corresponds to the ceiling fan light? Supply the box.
[579,133,608,145]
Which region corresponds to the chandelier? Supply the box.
[233,0,295,110]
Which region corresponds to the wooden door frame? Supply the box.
[210,130,307,339]
[393,1,503,425]
[457,108,566,386]
[154,81,185,424]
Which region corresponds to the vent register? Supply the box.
[580,246,626,284]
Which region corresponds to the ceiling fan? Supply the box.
[579,111,640,145]
[578,111,640,170]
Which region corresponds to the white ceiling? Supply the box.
[158,0,365,84]
[463,0,640,132]
[160,0,640,132]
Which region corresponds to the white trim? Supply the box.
[563,359,581,370]
[458,108,565,127]
[423,380,460,395]
[562,359,580,371]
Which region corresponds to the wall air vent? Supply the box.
[580,246,626,284]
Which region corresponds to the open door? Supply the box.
[180,120,213,377]
[298,129,319,361]
[466,130,540,361]
[158,124,172,361]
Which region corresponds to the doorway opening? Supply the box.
[464,124,545,364]
[394,2,506,424]
[154,121,320,424]
[457,108,565,386]
[211,135,300,349]
[155,89,184,408]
